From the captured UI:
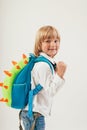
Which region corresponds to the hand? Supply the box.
[56,61,67,79]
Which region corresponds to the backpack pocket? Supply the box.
[11,83,27,109]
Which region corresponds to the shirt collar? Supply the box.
[40,52,56,64]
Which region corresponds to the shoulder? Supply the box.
[32,61,54,77]
[33,62,51,72]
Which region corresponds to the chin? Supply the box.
[50,54,56,58]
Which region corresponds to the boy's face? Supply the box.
[41,38,60,58]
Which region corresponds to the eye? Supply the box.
[45,40,51,43]
[54,40,58,43]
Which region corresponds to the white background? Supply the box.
[0,0,87,130]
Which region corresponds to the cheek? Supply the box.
[41,45,47,52]
[57,44,60,49]
[42,44,49,50]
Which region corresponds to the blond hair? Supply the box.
[34,25,60,56]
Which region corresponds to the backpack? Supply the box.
[0,53,54,115]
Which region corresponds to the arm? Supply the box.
[55,61,67,79]
[32,62,66,96]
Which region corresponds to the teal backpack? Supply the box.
[0,53,53,117]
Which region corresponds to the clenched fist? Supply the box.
[56,61,67,79]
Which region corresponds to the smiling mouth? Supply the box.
[48,49,57,50]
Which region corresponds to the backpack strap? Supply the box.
[27,55,54,118]
[27,84,43,118]
[35,55,54,74]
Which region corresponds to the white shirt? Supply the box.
[26,52,65,117]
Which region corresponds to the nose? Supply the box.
[50,41,56,46]
[50,41,60,49]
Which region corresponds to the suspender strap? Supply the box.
[19,110,23,130]
[30,112,42,130]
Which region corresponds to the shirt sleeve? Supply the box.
[31,62,65,97]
